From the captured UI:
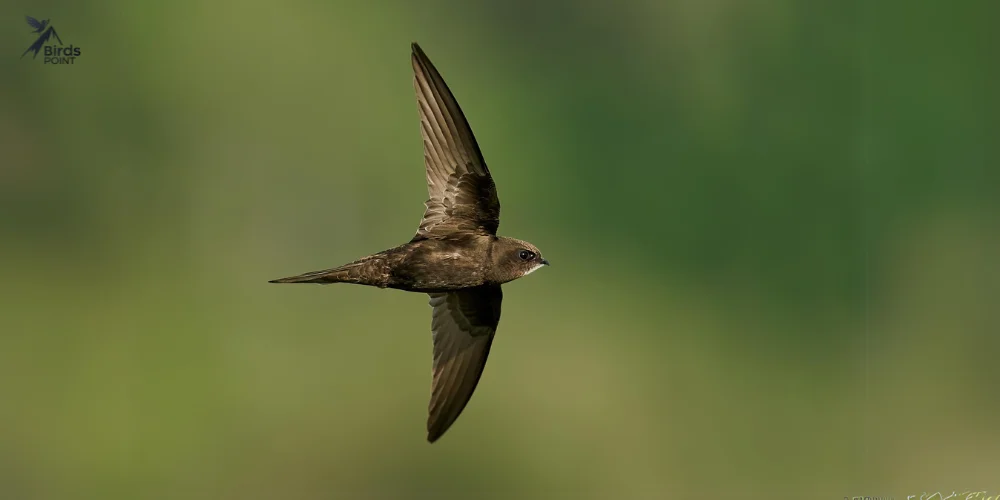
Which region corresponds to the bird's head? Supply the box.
[489,237,549,284]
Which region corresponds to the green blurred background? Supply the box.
[2,0,997,498]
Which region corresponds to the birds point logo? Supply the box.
[21,16,81,64]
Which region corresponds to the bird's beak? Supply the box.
[540,259,550,266]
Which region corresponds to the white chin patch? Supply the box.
[524,262,546,276]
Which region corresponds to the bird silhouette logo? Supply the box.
[22,16,63,59]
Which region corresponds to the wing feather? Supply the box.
[426,285,502,442]
[411,43,500,239]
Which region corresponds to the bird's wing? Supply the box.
[25,16,43,30]
[426,284,502,442]
[411,43,501,240]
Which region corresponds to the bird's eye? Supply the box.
[518,250,535,261]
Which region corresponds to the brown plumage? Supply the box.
[270,43,548,443]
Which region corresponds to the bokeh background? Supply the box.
[2,0,997,498]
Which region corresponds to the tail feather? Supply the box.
[269,254,393,287]
[268,265,356,284]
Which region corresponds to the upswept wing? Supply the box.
[25,16,43,30]
[411,43,500,239]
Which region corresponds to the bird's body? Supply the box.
[270,43,548,443]
[271,235,541,292]
[26,17,49,33]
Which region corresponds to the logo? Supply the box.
[908,492,1000,500]
[21,16,81,64]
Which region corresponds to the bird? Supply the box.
[269,43,549,443]
[22,16,62,59]
[25,16,48,33]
